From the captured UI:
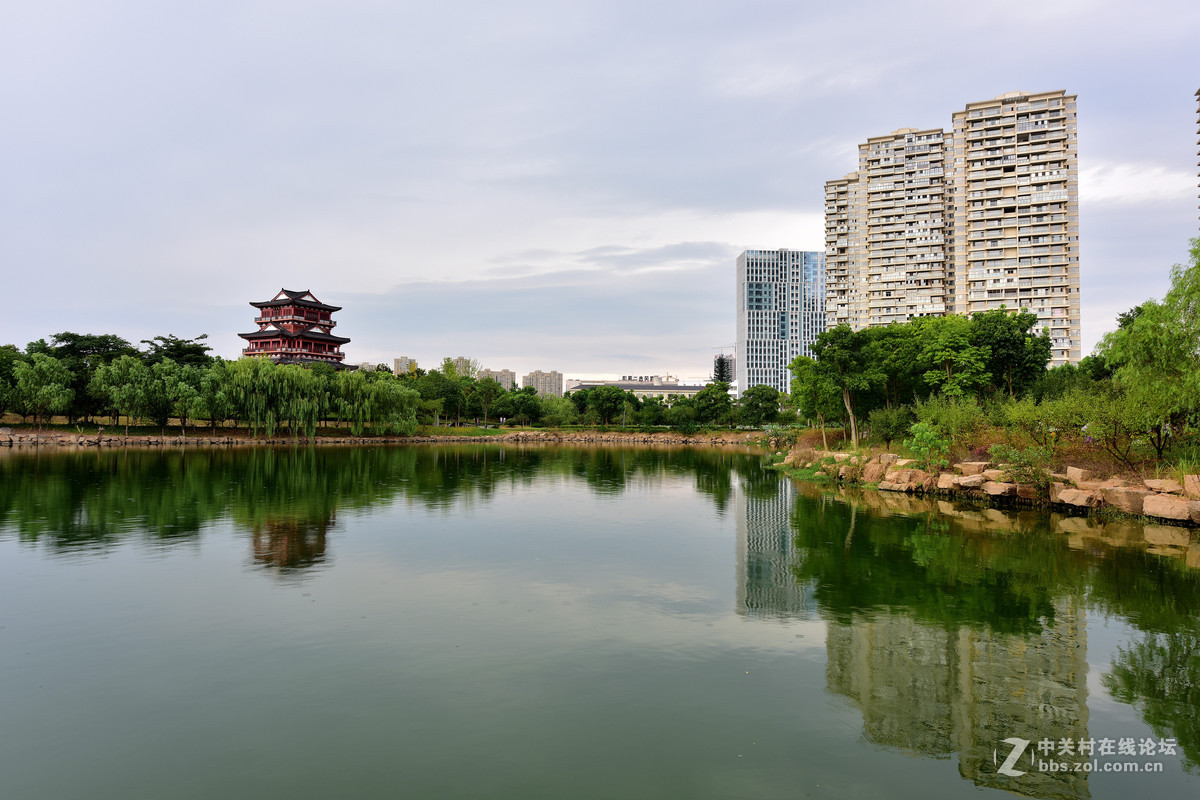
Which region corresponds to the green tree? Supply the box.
[587,386,626,425]
[474,378,504,426]
[713,354,734,383]
[970,306,1052,397]
[692,382,733,426]
[13,354,75,428]
[788,355,844,450]
[1098,238,1200,457]
[736,384,779,427]
[140,334,214,367]
[90,355,152,435]
[914,315,990,398]
[867,406,914,449]
[810,325,883,447]
[152,358,201,436]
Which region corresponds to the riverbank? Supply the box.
[771,447,1200,528]
[0,428,763,448]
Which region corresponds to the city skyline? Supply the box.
[3,2,1198,379]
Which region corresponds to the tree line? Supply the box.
[790,237,1200,466]
[0,337,790,435]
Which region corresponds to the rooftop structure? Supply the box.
[239,289,350,365]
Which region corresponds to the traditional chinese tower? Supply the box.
[239,289,350,365]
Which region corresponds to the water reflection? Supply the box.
[781,484,1200,794]
[0,444,765,564]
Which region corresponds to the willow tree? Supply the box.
[14,353,74,429]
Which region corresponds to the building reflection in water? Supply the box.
[735,479,1094,799]
[249,512,334,575]
[734,476,814,619]
[825,599,1089,799]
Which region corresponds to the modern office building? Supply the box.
[480,368,516,390]
[825,90,1082,365]
[522,370,563,397]
[735,249,826,397]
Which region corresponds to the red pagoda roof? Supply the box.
[239,327,351,345]
[249,289,342,312]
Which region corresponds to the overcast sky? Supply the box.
[3,0,1198,381]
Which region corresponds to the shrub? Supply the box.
[989,443,1054,498]
[867,405,914,448]
[904,421,951,473]
[913,394,986,445]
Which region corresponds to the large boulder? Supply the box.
[1058,489,1102,508]
[1049,482,1069,503]
[955,474,987,489]
[881,468,932,492]
[1144,479,1184,494]
[955,462,990,476]
[1101,486,1153,515]
[863,462,889,483]
[937,473,957,490]
[1143,494,1192,522]
[1184,475,1200,500]
[982,469,1008,482]
[879,453,900,465]
[1016,485,1040,500]
[982,481,1017,497]
[1065,466,1093,483]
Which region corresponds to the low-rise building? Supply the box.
[566,378,707,402]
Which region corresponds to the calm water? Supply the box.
[1,445,1197,800]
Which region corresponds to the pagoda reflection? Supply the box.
[248,512,334,574]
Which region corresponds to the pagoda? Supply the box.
[239,289,350,365]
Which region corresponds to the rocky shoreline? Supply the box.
[0,428,762,449]
[781,449,1200,528]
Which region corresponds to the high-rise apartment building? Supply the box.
[735,249,825,397]
[393,356,418,376]
[1195,88,1199,218]
[480,368,516,390]
[825,90,1081,365]
[522,370,563,397]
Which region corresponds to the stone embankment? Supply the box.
[784,449,1200,527]
[0,428,760,449]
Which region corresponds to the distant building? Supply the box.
[453,356,472,376]
[480,368,516,390]
[1196,88,1199,219]
[393,356,418,376]
[522,370,563,397]
[567,377,705,402]
[735,249,826,397]
[239,288,350,366]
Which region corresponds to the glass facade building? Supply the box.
[735,249,826,397]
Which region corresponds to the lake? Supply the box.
[1,444,1197,799]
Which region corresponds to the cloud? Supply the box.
[1079,162,1197,207]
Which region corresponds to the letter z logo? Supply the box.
[995,738,1030,777]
